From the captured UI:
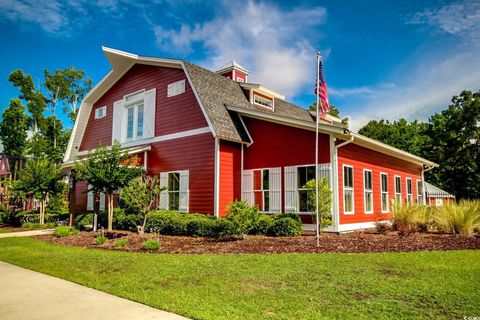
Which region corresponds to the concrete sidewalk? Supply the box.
[0,261,189,320]
[0,229,54,238]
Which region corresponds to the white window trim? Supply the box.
[253,93,273,110]
[394,175,402,207]
[343,164,354,215]
[363,169,373,214]
[236,76,245,83]
[167,79,186,97]
[416,179,423,205]
[161,170,189,212]
[296,164,316,214]
[94,106,106,119]
[380,172,389,213]
[406,177,413,206]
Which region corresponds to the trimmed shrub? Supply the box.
[112,207,141,231]
[146,211,188,235]
[251,214,273,235]
[95,235,107,245]
[21,222,56,229]
[434,201,480,236]
[113,239,129,247]
[226,201,261,238]
[53,226,78,238]
[215,218,237,238]
[267,217,302,237]
[143,239,161,250]
[186,218,217,237]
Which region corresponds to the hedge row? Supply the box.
[74,209,303,238]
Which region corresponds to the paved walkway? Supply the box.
[0,229,55,238]
[0,261,189,320]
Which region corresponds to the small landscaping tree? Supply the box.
[75,143,143,232]
[120,175,165,234]
[225,201,260,239]
[304,178,332,232]
[14,159,66,224]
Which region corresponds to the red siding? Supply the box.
[234,71,247,83]
[147,133,215,214]
[219,141,242,217]
[75,181,88,213]
[243,117,330,169]
[80,64,208,151]
[337,143,422,224]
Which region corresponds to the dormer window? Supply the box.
[254,94,273,110]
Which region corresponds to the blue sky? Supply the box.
[0,0,479,130]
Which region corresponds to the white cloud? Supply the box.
[154,1,327,97]
[330,83,395,98]
[407,0,480,43]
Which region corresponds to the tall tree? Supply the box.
[14,160,66,224]
[75,143,143,232]
[0,99,28,157]
[425,90,480,199]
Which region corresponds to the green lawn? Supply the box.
[0,238,478,320]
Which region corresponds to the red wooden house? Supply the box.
[63,47,438,232]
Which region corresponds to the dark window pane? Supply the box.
[263,192,269,212]
[298,167,307,188]
[262,170,269,190]
[169,192,179,210]
[299,190,309,212]
[381,174,388,192]
[344,166,353,188]
[306,166,315,182]
[168,172,180,191]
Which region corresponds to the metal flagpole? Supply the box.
[315,52,321,247]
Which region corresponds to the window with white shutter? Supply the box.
[99,193,105,211]
[159,173,168,210]
[242,170,253,205]
[284,166,297,213]
[87,184,93,211]
[159,171,189,213]
[179,171,189,213]
[269,167,281,213]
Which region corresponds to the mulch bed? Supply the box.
[35,230,480,254]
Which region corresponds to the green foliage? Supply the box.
[113,239,129,247]
[53,226,78,238]
[95,235,107,245]
[267,217,302,237]
[392,205,428,234]
[142,239,161,250]
[46,192,68,215]
[225,201,261,238]
[251,214,274,235]
[0,99,28,157]
[21,222,56,229]
[304,178,333,229]
[434,201,480,236]
[75,143,143,231]
[111,208,142,231]
[119,176,164,231]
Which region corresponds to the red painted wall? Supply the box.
[147,133,215,214]
[80,64,208,151]
[243,117,330,169]
[337,143,422,224]
[219,141,242,217]
[243,116,330,215]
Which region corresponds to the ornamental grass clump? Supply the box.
[392,204,428,234]
[113,239,129,247]
[142,239,161,251]
[53,226,79,238]
[434,201,480,236]
[95,235,107,245]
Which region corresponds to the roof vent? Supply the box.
[216,60,250,83]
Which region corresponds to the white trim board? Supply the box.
[337,221,391,233]
[76,127,211,157]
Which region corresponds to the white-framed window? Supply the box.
[395,175,402,207]
[159,171,189,212]
[406,178,413,206]
[435,198,444,206]
[380,173,389,213]
[417,180,424,205]
[363,169,373,214]
[253,169,270,212]
[297,165,316,213]
[167,79,185,97]
[343,165,354,214]
[95,106,106,119]
[167,172,180,211]
[253,94,273,110]
[125,101,144,141]
[236,76,245,83]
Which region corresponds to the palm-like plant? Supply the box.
[434,201,480,236]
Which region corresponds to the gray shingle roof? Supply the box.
[183,61,323,143]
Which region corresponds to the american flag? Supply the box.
[314,54,330,116]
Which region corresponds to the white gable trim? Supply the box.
[64,47,216,163]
